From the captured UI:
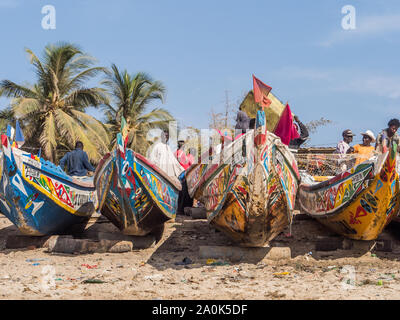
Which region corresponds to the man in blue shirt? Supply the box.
[59,141,95,177]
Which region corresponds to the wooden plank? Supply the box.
[46,233,155,254]
[97,232,155,249]
[315,236,344,251]
[5,235,51,249]
[315,236,393,252]
[294,213,312,221]
[199,245,291,262]
[190,207,207,220]
[375,239,393,252]
[108,241,133,253]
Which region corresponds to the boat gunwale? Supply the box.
[109,147,180,222]
[298,153,393,219]
[3,146,97,213]
[273,141,301,182]
[0,149,95,234]
[133,151,182,192]
[132,156,178,219]
[12,147,96,190]
[272,145,298,215]
[299,162,374,193]
[22,161,96,191]
[93,152,114,211]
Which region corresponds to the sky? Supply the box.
[1,0,400,147]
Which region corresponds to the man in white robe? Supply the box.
[147,135,184,179]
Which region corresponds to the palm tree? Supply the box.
[0,107,15,133]
[102,64,174,155]
[0,43,110,163]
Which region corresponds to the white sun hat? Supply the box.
[360,130,376,142]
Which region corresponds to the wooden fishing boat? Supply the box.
[94,133,181,236]
[298,143,400,240]
[391,157,400,224]
[185,110,300,247]
[0,135,97,236]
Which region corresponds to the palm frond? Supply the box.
[66,67,108,92]
[69,121,102,162]
[64,87,109,108]
[6,43,110,161]
[70,109,110,152]
[0,80,35,98]
[12,98,42,118]
[54,109,78,146]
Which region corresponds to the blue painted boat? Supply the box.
[0,135,98,235]
[94,133,181,236]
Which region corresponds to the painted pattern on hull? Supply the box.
[95,134,180,236]
[23,164,97,213]
[186,111,300,247]
[0,135,97,235]
[299,145,400,240]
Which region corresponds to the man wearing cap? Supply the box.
[335,129,355,155]
[351,130,376,166]
[334,129,355,173]
[375,119,400,153]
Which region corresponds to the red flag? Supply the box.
[1,134,7,148]
[274,103,300,145]
[253,75,272,108]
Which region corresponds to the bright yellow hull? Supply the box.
[186,110,300,247]
[299,147,399,240]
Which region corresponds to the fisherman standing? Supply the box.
[335,129,355,155]
[235,106,250,133]
[175,143,194,215]
[375,119,400,153]
[59,141,95,178]
[289,115,309,149]
[349,130,376,166]
[147,130,184,178]
[334,129,355,173]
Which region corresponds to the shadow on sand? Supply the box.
[1,213,399,263]
[0,214,156,254]
[146,214,400,271]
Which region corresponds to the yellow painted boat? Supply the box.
[185,110,300,247]
[298,143,400,240]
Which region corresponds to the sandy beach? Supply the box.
[0,213,399,300]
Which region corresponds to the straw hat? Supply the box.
[360,130,376,142]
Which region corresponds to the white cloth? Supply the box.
[335,140,350,155]
[334,140,350,174]
[299,170,316,185]
[146,140,184,178]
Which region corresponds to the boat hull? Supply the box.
[0,136,97,236]
[94,147,180,236]
[298,148,400,240]
[186,111,300,247]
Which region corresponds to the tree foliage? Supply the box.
[101,64,174,155]
[0,43,110,163]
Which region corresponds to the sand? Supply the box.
[0,214,400,300]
